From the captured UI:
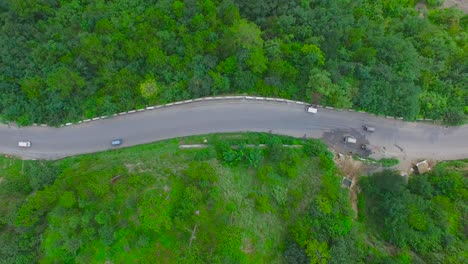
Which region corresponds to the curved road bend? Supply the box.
[0,99,467,161]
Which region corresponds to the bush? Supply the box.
[256,165,274,183]
[27,162,60,191]
[379,158,399,167]
[426,0,444,8]
[443,109,465,126]
[283,240,309,264]
[272,185,288,207]
[222,149,243,166]
[214,227,246,263]
[303,140,331,158]
[266,137,286,162]
[318,155,335,172]
[246,147,264,168]
[255,195,273,213]
[279,161,298,179]
[185,162,218,185]
[193,147,217,161]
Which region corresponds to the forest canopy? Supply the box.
[0,0,466,125]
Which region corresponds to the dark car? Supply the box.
[362,125,375,132]
[111,139,123,146]
[361,144,372,151]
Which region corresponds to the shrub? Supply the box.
[303,140,331,158]
[426,0,444,8]
[272,185,288,207]
[138,190,172,233]
[283,240,309,264]
[185,162,218,184]
[318,155,335,173]
[27,162,61,191]
[193,147,217,161]
[443,109,465,126]
[257,165,274,182]
[255,195,273,213]
[266,136,285,162]
[279,161,298,179]
[246,147,264,168]
[214,227,246,263]
[379,158,399,167]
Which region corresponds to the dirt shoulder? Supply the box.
[443,0,468,13]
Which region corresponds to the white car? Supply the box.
[18,141,31,148]
[306,106,318,113]
[344,136,357,144]
[111,139,123,146]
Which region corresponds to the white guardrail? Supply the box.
[27,95,432,127]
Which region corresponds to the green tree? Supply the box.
[20,77,43,99]
[247,48,268,74]
[246,147,263,168]
[27,162,60,191]
[185,161,218,184]
[58,191,76,208]
[139,78,160,99]
[46,67,85,99]
[305,239,330,264]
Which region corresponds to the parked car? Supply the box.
[18,141,31,148]
[361,144,371,150]
[344,136,357,144]
[306,105,318,113]
[362,125,375,132]
[111,139,123,146]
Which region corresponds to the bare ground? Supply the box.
[322,128,372,158]
[335,153,364,218]
[443,0,468,13]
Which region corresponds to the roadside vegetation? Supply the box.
[359,160,468,263]
[0,133,466,263]
[0,1,466,126]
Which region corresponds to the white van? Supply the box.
[18,141,31,148]
[344,136,356,144]
[306,106,318,113]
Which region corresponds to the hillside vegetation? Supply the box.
[0,0,466,125]
[0,133,466,263]
[359,161,468,263]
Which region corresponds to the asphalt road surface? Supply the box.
[0,100,467,161]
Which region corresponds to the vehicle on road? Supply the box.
[18,141,31,148]
[344,136,357,144]
[361,144,371,150]
[306,105,318,113]
[111,139,122,146]
[363,125,375,132]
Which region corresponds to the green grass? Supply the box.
[378,158,400,167]
[354,156,400,168]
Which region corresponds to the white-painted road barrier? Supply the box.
[28,96,439,127]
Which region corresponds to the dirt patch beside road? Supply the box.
[335,154,364,217]
[322,128,372,157]
[443,0,468,13]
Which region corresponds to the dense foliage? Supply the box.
[0,0,466,125]
[360,160,468,263]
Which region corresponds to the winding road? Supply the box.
[0,99,467,162]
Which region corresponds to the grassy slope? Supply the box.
[2,133,464,263]
[0,133,335,263]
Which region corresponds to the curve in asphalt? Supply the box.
[0,99,467,161]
